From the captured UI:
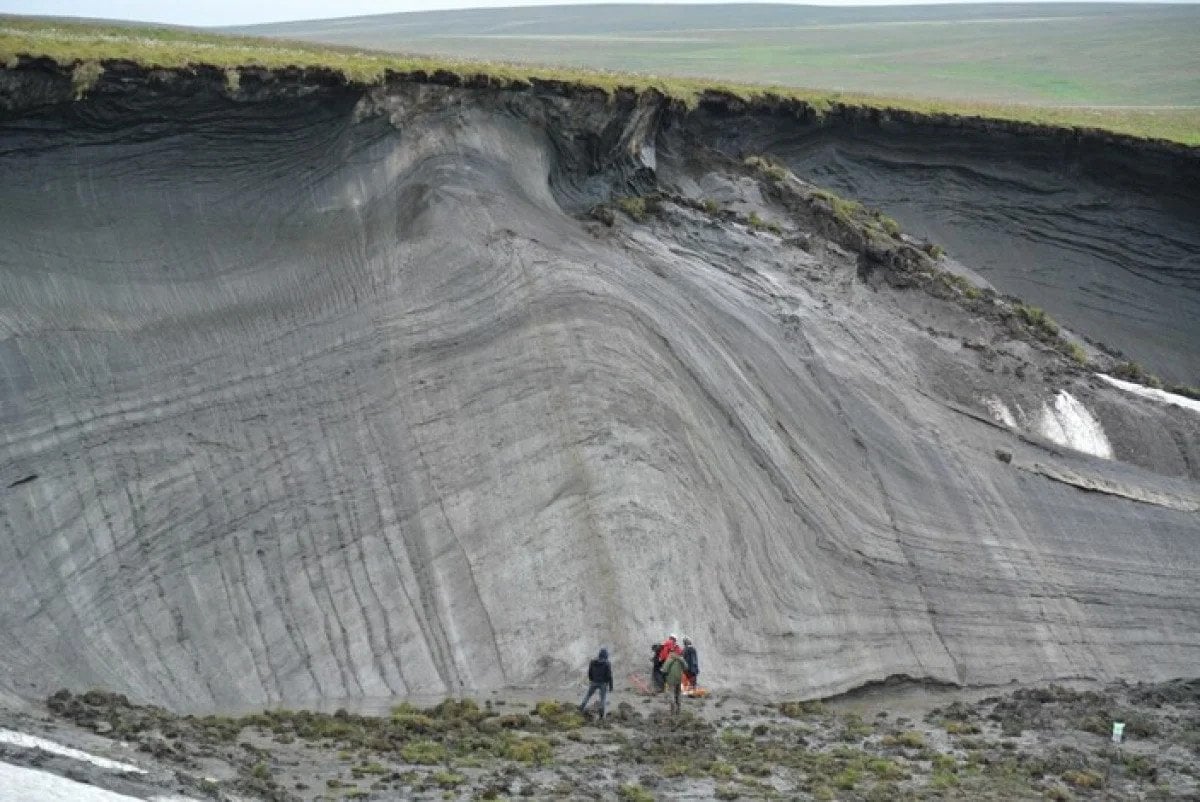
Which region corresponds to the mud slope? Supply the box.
[689,104,1200,383]
[0,63,1197,711]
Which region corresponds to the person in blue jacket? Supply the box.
[579,648,614,719]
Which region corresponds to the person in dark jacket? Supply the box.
[682,637,699,690]
[651,642,665,692]
[579,648,614,719]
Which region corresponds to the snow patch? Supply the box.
[0,729,144,774]
[1097,374,1200,415]
[0,761,141,802]
[1037,391,1113,459]
[984,397,1018,428]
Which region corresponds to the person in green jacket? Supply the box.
[661,649,687,713]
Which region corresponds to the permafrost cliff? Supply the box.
[0,61,1197,712]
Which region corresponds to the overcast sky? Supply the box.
[3,0,1188,28]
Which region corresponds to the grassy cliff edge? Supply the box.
[2,15,1197,146]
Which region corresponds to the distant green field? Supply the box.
[2,12,1198,145]
[238,3,1200,109]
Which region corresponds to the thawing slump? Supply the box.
[687,105,1200,383]
[0,65,1198,711]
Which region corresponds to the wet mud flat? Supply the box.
[1,679,1197,800]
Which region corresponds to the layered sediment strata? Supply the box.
[0,62,1197,710]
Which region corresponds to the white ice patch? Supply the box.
[1037,391,1113,459]
[0,729,144,774]
[0,762,201,802]
[1097,374,1200,415]
[640,142,657,172]
[0,761,141,802]
[984,397,1018,428]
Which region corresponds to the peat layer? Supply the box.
[0,60,1197,712]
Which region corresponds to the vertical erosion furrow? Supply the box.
[260,426,338,700]
[315,414,388,695]
[214,539,274,704]
[78,447,138,691]
[293,478,359,698]
[359,414,418,693]
[307,421,369,698]
[341,428,403,695]
[391,431,460,691]
[353,412,411,691]
[204,433,265,700]
[122,442,187,703]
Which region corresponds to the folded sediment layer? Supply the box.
[0,64,1197,711]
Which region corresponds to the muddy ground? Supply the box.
[1,678,1197,800]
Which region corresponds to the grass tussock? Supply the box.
[1065,341,1089,365]
[878,214,902,238]
[504,735,554,764]
[809,186,916,248]
[810,187,864,223]
[779,700,827,718]
[945,719,982,735]
[400,739,445,764]
[883,730,926,749]
[616,196,649,221]
[1063,768,1105,789]
[2,17,1198,143]
[746,210,782,236]
[617,784,655,802]
[431,769,465,788]
[743,155,790,181]
[1012,302,1060,338]
[938,271,983,301]
[69,58,102,98]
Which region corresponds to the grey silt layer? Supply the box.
[0,67,1197,711]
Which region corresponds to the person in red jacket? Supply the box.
[657,635,680,665]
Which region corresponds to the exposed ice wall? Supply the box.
[1038,391,1113,459]
[985,392,1114,459]
[2,64,1198,710]
[984,397,1018,428]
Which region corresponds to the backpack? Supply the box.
[588,658,607,683]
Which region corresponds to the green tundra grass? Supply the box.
[3,11,1198,145]
[239,4,1200,106]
